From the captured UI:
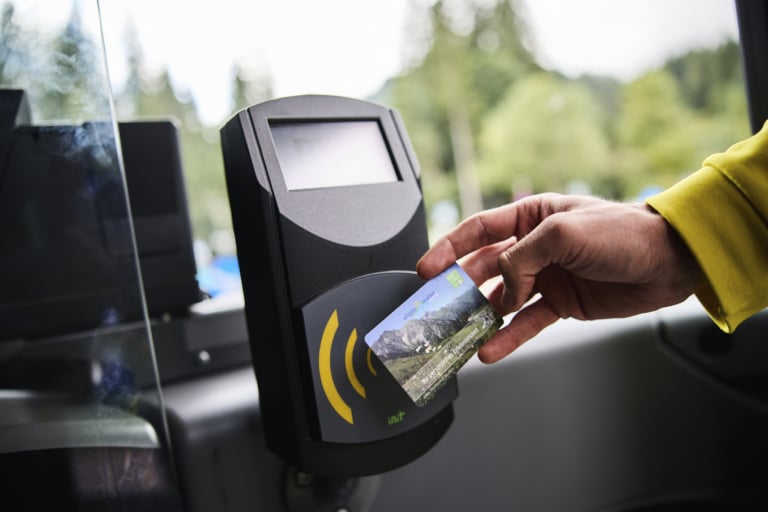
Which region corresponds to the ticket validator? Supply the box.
[221,95,456,477]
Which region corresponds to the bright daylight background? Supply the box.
[101,0,740,125]
[1,0,746,297]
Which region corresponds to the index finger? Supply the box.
[416,201,531,279]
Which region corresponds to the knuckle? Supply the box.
[540,213,574,244]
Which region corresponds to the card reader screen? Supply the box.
[270,120,399,191]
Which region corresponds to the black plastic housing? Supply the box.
[220,95,455,476]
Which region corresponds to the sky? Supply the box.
[98,0,417,125]
[520,0,739,79]
[10,0,741,126]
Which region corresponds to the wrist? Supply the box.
[644,203,707,295]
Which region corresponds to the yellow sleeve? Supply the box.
[646,121,768,333]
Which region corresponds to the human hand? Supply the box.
[416,193,703,363]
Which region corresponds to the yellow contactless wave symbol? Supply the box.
[319,310,377,425]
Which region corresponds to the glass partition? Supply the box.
[0,1,183,508]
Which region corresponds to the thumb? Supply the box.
[497,222,561,311]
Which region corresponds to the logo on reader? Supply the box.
[319,310,379,425]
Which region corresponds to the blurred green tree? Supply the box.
[0,4,28,88]
[667,40,743,114]
[109,23,277,250]
[664,40,749,160]
[616,69,703,190]
[113,23,227,245]
[40,3,108,121]
[476,72,611,202]
[388,0,539,219]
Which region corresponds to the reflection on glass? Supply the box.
[0,1,182,508]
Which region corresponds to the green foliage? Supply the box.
[122,69,232,248]
[388,0,539,218]
[0,4,26,86]
[467,0,540,112]
[1,3,108,121]
[477,72,612,201]
[616,70,698,183]
[390,0,748,209]
[665,40,743,113]
[616,66,749,193]
[43,10,107,120]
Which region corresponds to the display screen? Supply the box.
[270,120,399,191]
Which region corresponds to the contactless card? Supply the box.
[364,263,502,407]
